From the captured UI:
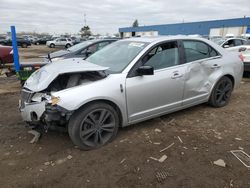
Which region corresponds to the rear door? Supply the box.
[181,40,222,106]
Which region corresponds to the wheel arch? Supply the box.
[74,99,124,127]
[209,73,235,99]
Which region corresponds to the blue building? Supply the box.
[119,17,250,38]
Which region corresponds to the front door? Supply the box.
[126,41,186,123]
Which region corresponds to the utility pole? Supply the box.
[84,13,87,27]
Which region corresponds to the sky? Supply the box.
[0,0,250,35]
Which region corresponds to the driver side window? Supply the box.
[143,41,179,70]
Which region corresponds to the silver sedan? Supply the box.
[20,36,243,150]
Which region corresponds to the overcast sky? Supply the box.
[0,0,249,35]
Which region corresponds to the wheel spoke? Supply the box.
[98,132,103,144]
[217,93,224,102]
[99,110,110,124]
[81,128,96,140]
[94,132,99,145]
[84,117,95,126]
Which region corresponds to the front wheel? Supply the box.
[50,43,55,48]
[22,43,28,48]
[209,76,233,107]
[68,102,119,150]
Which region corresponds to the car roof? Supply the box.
[122,36,208,43]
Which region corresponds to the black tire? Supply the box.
[209,76,233,108]
[21,43,28,48]
[68,102,119,150]
[50,43,55,48]
[65,43,71,48]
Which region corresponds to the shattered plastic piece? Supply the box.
[44,162,50,166]
[213,159,226,167]
[155,128,162,133]
[160,143,175,152]
[158,155,168,163]
[231,150,250,168]
[28,130,41,144]
[67,155,73,160]
[177,136,183,143]
[235,137,242,141]
[153,142,161,145]
[149,157,159,161]
[120,158,126,164]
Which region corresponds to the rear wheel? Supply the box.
[50,43,55,48]
[68,102,119,150]
[209,76,233,107]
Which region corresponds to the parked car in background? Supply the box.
[46,38,73,48]
[0,37,31,48]
[238,40,250,73]
[43,39,118,62]
[20,36,243,150]
[33,36,52,45]
[214,38,247,50]
[0,45,13,65]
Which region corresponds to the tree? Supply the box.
[80,25,92,38]
[132,19,139,27]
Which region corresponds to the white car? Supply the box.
[215,38,247,51]
[238,40,250,73]
[46,38,73,48]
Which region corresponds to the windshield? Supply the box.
[67,41,93,52]
[86,40,148,73]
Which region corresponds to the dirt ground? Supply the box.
[1,46,250,188]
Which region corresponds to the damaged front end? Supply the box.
[19,59,108,129]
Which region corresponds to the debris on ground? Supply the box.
[213,159,226,167]
[120,158,126,164]
[154,128,162,133]
[153,142,161,145]
[160,143,175,152]
[177,136,183,143]
[158,155,168,163]
[235,138,243,141]
[44,161,50,166]
[28,130,41,144]
[155,170,172,183]
[67,155,73,160]
[149,155,168,163]
[231,150,250,168]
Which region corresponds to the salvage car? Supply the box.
[0,45,13,65]
[20,36,243,150]
[46,38,73,48]
[43,39,118,62]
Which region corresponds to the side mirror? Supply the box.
[137,66,154,76]
[223,44,230,48]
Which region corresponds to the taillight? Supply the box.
[239,47,247,52]
[10,49,13,54]
[239,54,244,62]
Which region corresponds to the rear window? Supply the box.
[183,40,219,63]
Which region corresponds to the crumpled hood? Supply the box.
[24,58,108,92]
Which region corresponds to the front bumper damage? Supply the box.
[19,89,72,128]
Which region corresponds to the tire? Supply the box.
[209,76,233,108]
[21,43,27,48]
[68,102,119,150]
[50,43,55,48]
[65,43,71,48]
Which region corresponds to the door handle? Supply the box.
[171,72,183,79]
[211,64,221,69]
